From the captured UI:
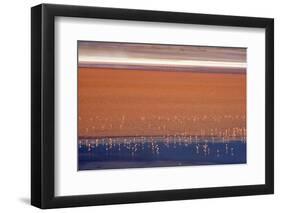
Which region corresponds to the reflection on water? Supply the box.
[78,136,246,170]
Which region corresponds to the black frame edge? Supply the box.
[265,19,274,194]
[47,185,272,209]
[31,3,274,209]
[41,3,271,28]
[31,4,43,208]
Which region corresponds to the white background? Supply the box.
[0,0,279,212]
[55,17,265,196]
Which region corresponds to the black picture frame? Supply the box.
[31,3,274,209]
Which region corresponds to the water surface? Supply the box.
[78,136,246,170]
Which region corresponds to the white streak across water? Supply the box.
[79,56,247,69]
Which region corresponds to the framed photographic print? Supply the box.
[31,3,274,209]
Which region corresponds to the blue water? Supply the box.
[78,136,246,170]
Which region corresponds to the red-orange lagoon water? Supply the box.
[78,68,246,138]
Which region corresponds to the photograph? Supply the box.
[78,41,247,170]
